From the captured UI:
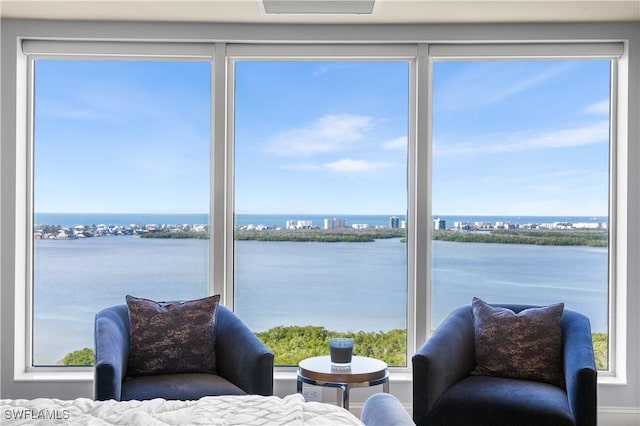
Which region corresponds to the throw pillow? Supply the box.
[126,294,220,377]
[471,297,565,388]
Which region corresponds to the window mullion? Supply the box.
[212,42,229,303]
[413,44,431,351]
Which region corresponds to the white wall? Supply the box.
[1,18,639,424]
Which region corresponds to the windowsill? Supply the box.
[15,366,414,384]
[15,369,93,382]
[597,374,628,386]
[14,368,619,387]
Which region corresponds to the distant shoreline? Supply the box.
[34,213,608,246]
[35,225,607,247]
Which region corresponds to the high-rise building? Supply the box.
[390,216,400,228]
[433,218,446,230]
[324,217,348,229]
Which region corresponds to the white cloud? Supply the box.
[434,120,609,158]
[37,98,106,120]
[283,158,394,173]
[435,62,573,112]
[583,99,610,116]
[324,158,393,173]
[265,114,376,157]
[38,81,165,123]
[382,136,407,150]
[282,163,322,171]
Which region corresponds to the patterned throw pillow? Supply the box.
[126,294,220,377]
[471,297,565,388]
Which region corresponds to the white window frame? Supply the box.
[426,42,627,383]
[225,44,419,373]
[9,39,629,388]
[15,41,217,381]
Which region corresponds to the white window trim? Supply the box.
[9,38,630,387]
[21,40,216,59]
[15,41,216,382]
[426,42,628,384]
[225,44,420,373]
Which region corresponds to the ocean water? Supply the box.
[35,213,608,229]
[35,213,210,228]
[32,213,608,365]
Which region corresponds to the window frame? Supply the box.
[10,39,628,387]
[426,42,626,382]
[16,41,217,379]
[225,44,419,372]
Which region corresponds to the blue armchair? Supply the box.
[94,303,274,401]
[412,304,597,426]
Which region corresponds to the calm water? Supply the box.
[33,236,210,364]
[32,216,608,365]
[234,238,408,333]
[431,241,608,330]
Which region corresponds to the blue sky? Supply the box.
[432,60,610,216]
[34,58,610,216]
[234,61,409,215]
[35,61,211,214]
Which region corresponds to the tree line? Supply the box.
[432,229,608,247]
[62,328,608,371]
[236,228,405,243]
[133,228,608,247]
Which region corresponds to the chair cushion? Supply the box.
[426,376,574,426]
[472,297,565,388]
[126,294,220,376]
[121,373,246,401]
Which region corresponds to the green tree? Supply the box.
[431,229,607,247]
[256,326,407,366]
[62,347,94,366]
[592,333,608,370]
[61,331,605,371]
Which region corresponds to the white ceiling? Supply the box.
[0,0,638,24]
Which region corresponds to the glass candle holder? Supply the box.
[329,337,354,366]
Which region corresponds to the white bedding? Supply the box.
[1,393,364,425]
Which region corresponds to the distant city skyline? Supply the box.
[34,59,610,217]
[34,212,608,230]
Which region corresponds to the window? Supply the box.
[31,58,211,366]
[232,60,410,366]
[430,56,615,370]
[15,41,626,383]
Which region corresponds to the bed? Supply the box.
[1,393,365,425]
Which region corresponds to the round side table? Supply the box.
[296,355,389,410]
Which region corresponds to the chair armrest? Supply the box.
[412,306,476,424]
[94,305,130,401]
[215,305,274,396]
[562,310,597,426]
[361,393,414,426]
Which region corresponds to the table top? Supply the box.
[298,355,388,383]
